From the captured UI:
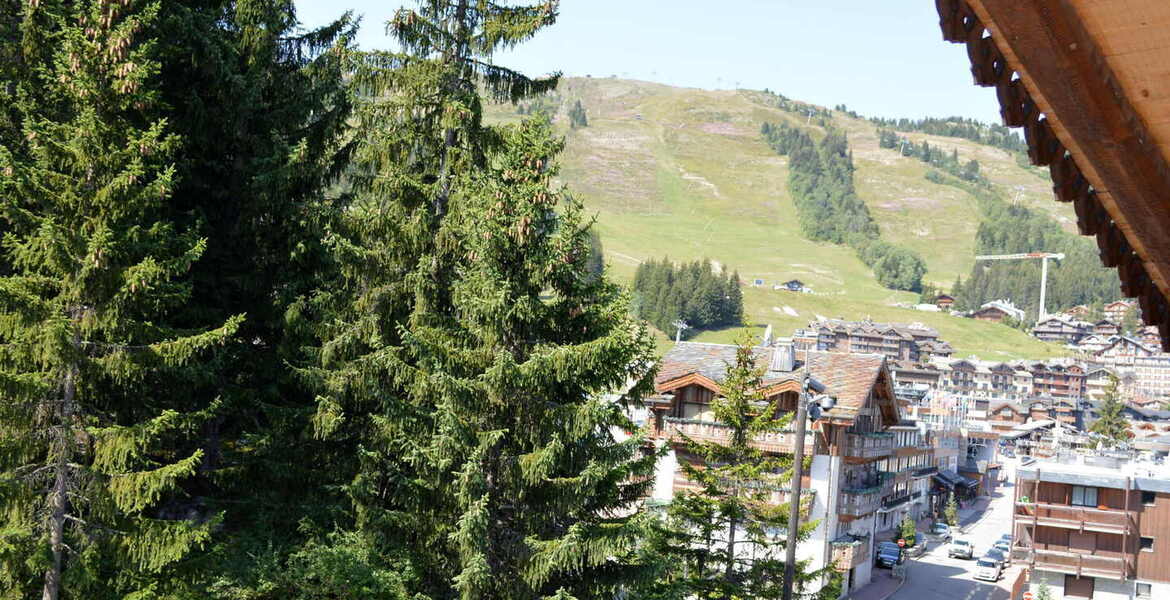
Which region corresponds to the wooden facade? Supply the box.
[1014,476,1170,584]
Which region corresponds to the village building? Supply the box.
[970,299,1025,323]
[1014,454,1170,600]
[778,279,806,292]
[1093,320,1122,338]
[1058,305,1092,321]
[1074,334,1114,355]
[1033,316,1092,344]
[933,294,955,310]
[1103,300,1136,324]
[646,340,927,596]
[792,318,950,363]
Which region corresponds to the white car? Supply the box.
[948,538,974,559]
[973,557,1002,581]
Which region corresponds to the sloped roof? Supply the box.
[654,342,892,420]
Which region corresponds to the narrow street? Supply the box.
[885,459,1022,600]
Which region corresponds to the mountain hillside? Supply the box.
[486,77,1078,360]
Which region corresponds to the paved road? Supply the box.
[890,460,1021,600]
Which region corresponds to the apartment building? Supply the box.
[1014,453,1170,600]
[1034,317,1093,344]
[793,319,953,362]
[645,341,908,596]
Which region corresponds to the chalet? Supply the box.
[1073,334,1112,354]
[1103,300,1136,324]
[1084,367,1121,402]
[779,279,806,292]
[970,299,1025,323]
[647,341,917,595]
[1032,316,1091,344]
[1058,305,1091,321]
[1092,319,1121,337]
[792,318,945,363]
[933,294,955,310]
[1029,362,1087,403]
[1093,336,1155,368]
[1138,326,1161,350]
[988,401,1027,429]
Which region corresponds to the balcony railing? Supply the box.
[656,418,809,453]
[881,493,912,510]
[844,432,894,459]
[1014,548,1130,580]
[1014,502,1136,534]
[839,488,882,517]
[913,465,938,478]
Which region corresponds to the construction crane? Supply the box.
[974,252,1065,321]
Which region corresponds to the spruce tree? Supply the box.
[640,336,822,599]
[1091,375,1130,448]
[299,2,663,599]
[0,2,240,597]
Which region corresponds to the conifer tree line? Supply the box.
[932,178,1122,320]
[761,121,926,292]
[632,258,744,337]
[568,99,588,128]
[0,2,827,600]
[877,129,985,185]
[869,115,1025,155]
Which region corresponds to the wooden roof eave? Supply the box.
[935,0,1170,351]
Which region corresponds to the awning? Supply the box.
[960,477,980,489]
[932,469,962,489]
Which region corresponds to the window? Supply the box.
[1142,490,1157,506]
[1137,582,1152,600]
[1072,486,1099,507]
[1141,537,1154,552]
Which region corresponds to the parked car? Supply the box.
[930,522,952,542]
[984,547,1009,566]
[973,557,1002,581]
[948,538,974,559]
[999,533,1013,545]
[875,541,904,568]
[994,539,1012,559]
[1021,456,1036,466]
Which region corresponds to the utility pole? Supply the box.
[782,356,835,600]
[899,137,908,156]
[807,108,814,125]
[974,252,1065,321]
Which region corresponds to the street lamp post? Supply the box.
[782,375,835,600]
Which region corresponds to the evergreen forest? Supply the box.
[0,2,827,600]
[761,121,927,292]
[632,258,744,338]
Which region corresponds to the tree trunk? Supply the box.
[434,0,470,220]
[42,325,79,600]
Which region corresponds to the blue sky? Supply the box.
[295,1,1003,123]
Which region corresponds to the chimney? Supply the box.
[771,337,796,372]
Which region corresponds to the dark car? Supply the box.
[983,547,1008,567]
[875,541,903,568]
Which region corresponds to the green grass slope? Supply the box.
[486,77,1071,361]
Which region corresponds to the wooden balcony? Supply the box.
[1014,547,1130,580]
[655,418,809,453]
[1015,502,1136,534]
[838,488,882,517]
[831,538,869,571]
[843,433,894,459]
